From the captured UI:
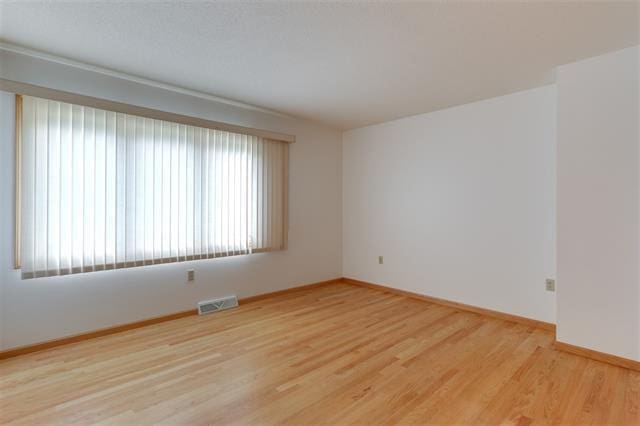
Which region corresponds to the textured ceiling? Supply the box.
[0,1,638,130]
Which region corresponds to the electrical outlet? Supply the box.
[187,269,195,282]
[378,256,384,265]
[545,278,555,292]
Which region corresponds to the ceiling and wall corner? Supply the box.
[0,1,637,130]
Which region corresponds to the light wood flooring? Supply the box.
[1,282,638,425]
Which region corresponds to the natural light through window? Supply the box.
[17,95,288,279]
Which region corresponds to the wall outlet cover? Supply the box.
[545,278,555,292]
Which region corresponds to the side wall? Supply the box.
[0,50,343,350]
[556,46,640,360]
[342,86,557,323]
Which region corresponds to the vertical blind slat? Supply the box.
[19,95,287,278]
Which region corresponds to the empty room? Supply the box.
[0,1,639,424]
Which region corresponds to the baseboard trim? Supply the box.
[342,277,556,332]
[4,278,635,372]
[0,278,343,360]
[0,309,197,360]
[239,278,343,304]
[554,340,640,372]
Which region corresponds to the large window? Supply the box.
[16,95,289,279]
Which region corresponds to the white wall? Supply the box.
[343,86,557,323]
[556,46,640,361]
[0,50,343,350]
[3,44,638,363]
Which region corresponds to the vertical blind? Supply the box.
[18,95,288,279]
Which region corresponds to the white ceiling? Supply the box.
[0,1,638,130]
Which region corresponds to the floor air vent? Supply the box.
[198,295,238,315]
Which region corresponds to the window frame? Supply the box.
[10,81,293,272]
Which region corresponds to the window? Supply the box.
[16,95,289,279]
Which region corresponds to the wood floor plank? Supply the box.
[1,282,638,425]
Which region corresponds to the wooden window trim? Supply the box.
[14,94,22,269]
[2,79,296,143]
[11,85,293,272]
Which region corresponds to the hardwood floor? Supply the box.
[1,282,638,425]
